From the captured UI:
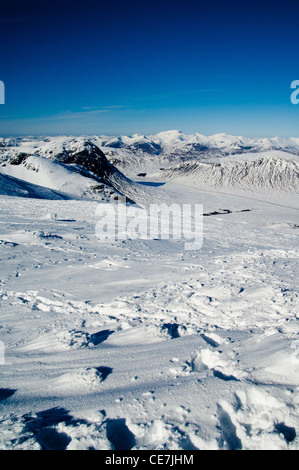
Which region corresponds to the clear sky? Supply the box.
[1,0,299,137]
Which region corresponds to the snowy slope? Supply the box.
[0,134,298,450]
[0,181,298,450]
[0,155,106,196]
[0,173,72,199]
[0,138,173,207]
[160,151,299,195]
[0,138,155,204]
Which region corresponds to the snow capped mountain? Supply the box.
[98,134,163,155]
[0,137,18,148]
[160,150,299,195]
[0,132,298,201]
[4,131,299,158]
[0,137,135,202]
[92,130,299,158]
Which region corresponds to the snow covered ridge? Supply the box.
[160,151,299,194]
[3,131,299,157]
[93,130,299,157]
[0,135,299,200]
[0,138,136,202]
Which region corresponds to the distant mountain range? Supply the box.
[2,130,299,158]
[95,130,299,157]
[0,132,298,202]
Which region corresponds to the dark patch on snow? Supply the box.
[203,209,232,216]
[161,322,184,339]
[36,427,72,450]
[201,333,220,348]
[90,329,115,346]
[106,418,136,450]
[275,422,296,442]
[0,388,17,401]
[180,436,200,450]
[55,219,76,222]
[37,231,63,240]
[217,405,242,450]
[24,407,74,431]
[0,240,19,247]
[213,369,239,382]
[22,406,97,450]
[96,366,113,382]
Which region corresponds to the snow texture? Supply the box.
[0,132,298,450]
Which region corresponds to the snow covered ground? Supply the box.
[0,136,298,450]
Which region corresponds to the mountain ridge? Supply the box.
[2,131,299,157]
[0,133,298,201]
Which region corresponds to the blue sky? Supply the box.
[1,0,299,137]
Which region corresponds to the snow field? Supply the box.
[0,181,298,450]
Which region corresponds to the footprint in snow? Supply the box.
[217,404,243,450]
[170,348,242,381]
